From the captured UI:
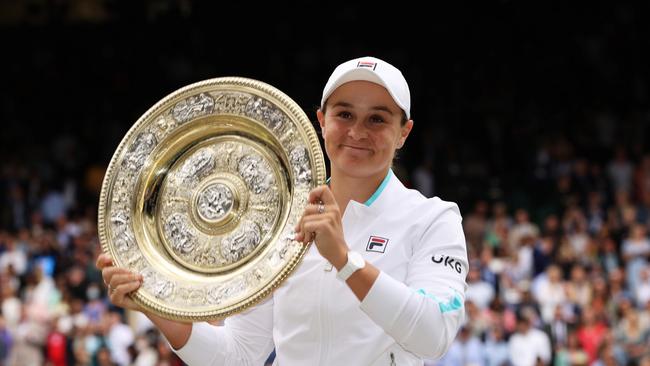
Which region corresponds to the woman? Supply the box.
[96,56,468,365]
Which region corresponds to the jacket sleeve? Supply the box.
[359,202,468,360]
[170,297,275,366]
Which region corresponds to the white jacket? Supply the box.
[173,171,468,365]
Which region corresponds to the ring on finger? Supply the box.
[317,202,325,214]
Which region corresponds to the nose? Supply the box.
[347,119,367,140]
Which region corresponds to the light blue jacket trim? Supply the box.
[324,169,393,207]
[364,169,392,207]
[416,289,464,314]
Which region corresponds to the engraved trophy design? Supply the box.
[98,78,326,321]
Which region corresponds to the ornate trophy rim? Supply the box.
[98,77,326,321]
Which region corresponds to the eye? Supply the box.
[337,111,353,119]
[369,115,385,124]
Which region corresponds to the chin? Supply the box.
[335,159,385,178]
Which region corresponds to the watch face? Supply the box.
[349,251,365,268]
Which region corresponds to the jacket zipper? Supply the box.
[318,264,331,365]
[390,352,396,366]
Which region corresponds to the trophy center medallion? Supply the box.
[196,183,234,222]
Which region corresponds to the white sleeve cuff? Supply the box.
[359,270,463,359]
[359,271,410,336]
[171,322,224,366]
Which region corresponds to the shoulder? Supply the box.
[398,192,462,227]
[387,175,462,223]
[422,196,462,224]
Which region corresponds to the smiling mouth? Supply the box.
[341,144,371,151]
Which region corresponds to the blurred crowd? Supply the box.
[0,153,183,365]
[4,138,650,366]
[425,146,650,366]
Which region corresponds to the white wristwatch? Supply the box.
[336,251,365,281]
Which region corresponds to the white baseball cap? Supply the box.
[321,56,411,119]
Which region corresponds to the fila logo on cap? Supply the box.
[357,61,377,70]
[366,236,388,253]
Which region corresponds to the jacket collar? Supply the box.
[362,169,393,207]
[341,169,406,216]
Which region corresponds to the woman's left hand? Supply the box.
[294,185,348,268]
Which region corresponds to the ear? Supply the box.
[397,119,414,148]
[317,109,326,133]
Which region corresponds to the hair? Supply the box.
[320,102,409,126]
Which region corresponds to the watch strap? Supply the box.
[336,251,364,281]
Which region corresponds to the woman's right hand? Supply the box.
[96,253,144,312]
[96,253,194,351]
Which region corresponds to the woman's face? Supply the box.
[317,81,413,179]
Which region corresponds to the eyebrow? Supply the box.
[331,101,396,115]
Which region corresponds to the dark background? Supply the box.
[2,1,649,217]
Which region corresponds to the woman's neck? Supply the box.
[328,167,389,213]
